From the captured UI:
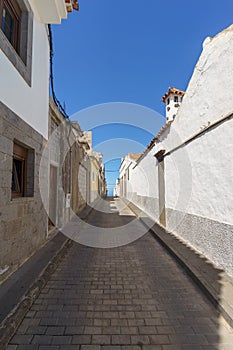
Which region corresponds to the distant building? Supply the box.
[119,153,142,198]
[114,179,120,197]
[81,131,106,202]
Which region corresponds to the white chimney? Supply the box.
[162,87,185,122]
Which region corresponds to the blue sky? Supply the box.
[52,0,233,194]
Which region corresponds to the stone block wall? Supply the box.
[0,102,48,280]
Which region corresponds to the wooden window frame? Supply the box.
[0,0,21,53]
[12,143,28,198]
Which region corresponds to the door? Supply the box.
[158,158,166,226]
[49,165,57,228]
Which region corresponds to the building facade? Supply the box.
[120,25,233,277]
[0,0,78,279]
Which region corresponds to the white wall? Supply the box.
[121,24,233,276]
[165,94,183,122]
[0,5,50,139]
[162,25,233,226]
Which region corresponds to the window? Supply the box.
[167,98,170,105]
[174,96,179,103]
[12,143,27,198]
[0,0,21,53]
[0,0,33,84]
[11,142,34,198]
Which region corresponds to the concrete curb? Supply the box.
[125,199,233,329]
[0,238,72,350]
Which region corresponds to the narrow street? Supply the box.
[7,199,233,350]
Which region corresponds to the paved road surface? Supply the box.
[7,198,233,350]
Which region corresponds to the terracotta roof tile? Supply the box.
[128,153,142,161]
[136,121,172,164]
[65,0,79,12]
[162,87,185,102]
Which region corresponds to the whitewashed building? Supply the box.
[114,178,120,197]
[0,0,78,279]
[119,153,142,199]
[121,24,233,277]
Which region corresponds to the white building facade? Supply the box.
[0,0,78,279]
[120,24,233,277]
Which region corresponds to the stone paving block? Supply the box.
[156,326,175,334]
[17,346,39,350]
[84,326,102,335]
[138,326,157,335]
[25,326,47,335]
[161,346,183,350]
[6,200,233,349]
[45,327,65,335]
[39,318,59,327]
[94,319,111,327]
[142,346,162,350]
[65,326,85,335]
[181,346,203,350]
[127,319,145,326]
[51,335,72,345]
[144,318,163,326]
[92,335,111,345]
[75,318,93,326]
[119,312,135,319]
[111,335,131,345]
[120,327,138,335]
[38,347,59,350]
[148,335,170,345]
[11,334,33,344]
[31,335,53,345]
[111,319,128,326]
[130,335,150,345]
[102,326,121,335]
[72,335,92,345]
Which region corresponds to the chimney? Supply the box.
[162,87,185,122]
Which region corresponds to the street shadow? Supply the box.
[77,196,136,228]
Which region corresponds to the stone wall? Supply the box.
[0,101,48,280]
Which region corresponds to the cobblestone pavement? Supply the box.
[7,199,233,350]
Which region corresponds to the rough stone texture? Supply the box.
[166,208,233,277]
[130,194,159,222]
[48,100,91,229]
[6,199,233,349]
[125,192,233,277]
[0,102,48,279]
